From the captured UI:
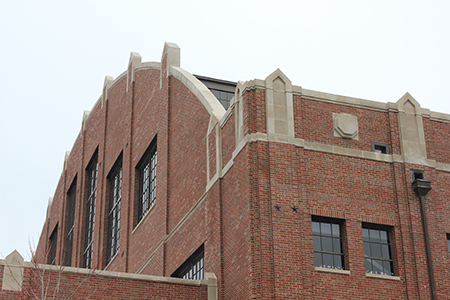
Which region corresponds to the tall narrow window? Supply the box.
[65,178,77,266]
[106,156,122,264]
[48,226,58,265]
[83,153,97,268]
[172,245,204,280]
[312,216,345,270]
[137,138,157,223]
[447,234,450,260]
[363,224,394,276]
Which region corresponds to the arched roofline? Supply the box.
[170,66,226,122]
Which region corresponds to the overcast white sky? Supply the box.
[1,0,449,259]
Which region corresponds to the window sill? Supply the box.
[315,267,350,275]
[366,273,400,281]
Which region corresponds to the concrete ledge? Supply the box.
[232,134,450,174]
[437,162,450,173]
[1,255,209,288]
[315,267,350,275]
[429,111,450,123]
[221,159,234,178]
[135,61,161,71]
[366,273,401,281]
[239,79,266,93]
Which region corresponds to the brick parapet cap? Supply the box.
[0,259,211,287]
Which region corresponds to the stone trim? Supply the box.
[366,273,401,281]
[221,159,234,178]
[46,197,53,220]
[315,267,350,275]
[1,250,24,291]
[219,105,234,128]
[229,133,450,174]
[170,66,226,122]
[82,110,90,131]
[429,111,450,123]
[265,69,295,140]
[104,251,119,271]
[232,82,245,145]
[108,71,127,93]
[161,42,180,78]
[206,273,218,300]
[63,151,71,170]
[131,203,157,235]
[333,113,359,140]
[127,52,142,92]
[135,61,161,71]
[1,252,216,290]
[397,93,428,161]
[437,162,450,172]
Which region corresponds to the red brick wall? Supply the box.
[424,118,450,164]
[33,49,449,300]
[243,89,266,135]
[297,97,392,152]
[222,146,252,299]
[127,67,168,275]
[0,265,208,299]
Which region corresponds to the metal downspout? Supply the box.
[412,179,436,300]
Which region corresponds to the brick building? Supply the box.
[2,42,449,299]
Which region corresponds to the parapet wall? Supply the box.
[0,251,217,299]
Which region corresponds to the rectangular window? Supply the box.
[83,153,98,268]
[312,216,345,270]
[447,234,450,260]
[48,226,58,265]
[372,142,389,154]
[136,138,157,224]
[65,178,77,266]
[172,245,204,280]
[363,224,394,276]
[106,156,122,264]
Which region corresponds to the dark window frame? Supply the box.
[172,245,204,280]
[210,89,234,110]
[371,142,389,154]
[64,178,77,266]
[106,155,122,265]
[362,223,395,276]
[136,138,157,224]
[312,216,346,270]
[195,75,236,110]
[48,225,58,265]
[83,152,98,268]
[411,169,425,182]
[447,234,450,260]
